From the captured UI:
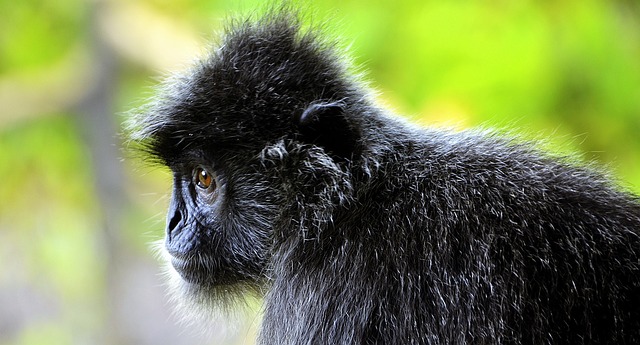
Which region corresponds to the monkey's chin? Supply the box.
[165,257,242,319]
[169,255,242,287]
[170,256,207,285]
[162,264,258,337]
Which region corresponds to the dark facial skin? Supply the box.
[163,151,273,291]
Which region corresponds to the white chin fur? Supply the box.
[150,239,262,336]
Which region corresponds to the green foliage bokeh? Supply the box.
[0,0,638,344]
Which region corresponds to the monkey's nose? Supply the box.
[165,192,198,257]
[165,207,194,257]
[168,208,183,235]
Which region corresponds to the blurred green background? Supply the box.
[1,0,639,344]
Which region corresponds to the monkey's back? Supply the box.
[263,121,640,344]
[334,126,640,344]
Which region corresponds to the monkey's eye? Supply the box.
[193,166,215,191]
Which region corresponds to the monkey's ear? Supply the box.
[296,102,359,159]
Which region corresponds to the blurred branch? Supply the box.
[99,1,204,72]
[0,1,203,129]
[0,47,90,127]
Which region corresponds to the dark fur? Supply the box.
[130,11,640,344]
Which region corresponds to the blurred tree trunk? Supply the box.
[76,0,130,344]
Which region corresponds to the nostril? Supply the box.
[165,208,194,257]
[168,210,182,232]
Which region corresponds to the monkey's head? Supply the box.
[130,12,367,308]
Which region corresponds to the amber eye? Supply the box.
[194,166,215,190]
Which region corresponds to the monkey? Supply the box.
[129,9,640,345]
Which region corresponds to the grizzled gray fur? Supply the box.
[130,10,640,345]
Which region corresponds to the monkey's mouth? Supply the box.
[170,256,208,284]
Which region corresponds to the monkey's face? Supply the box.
[163,151,274,293]
[131,15,363,302]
